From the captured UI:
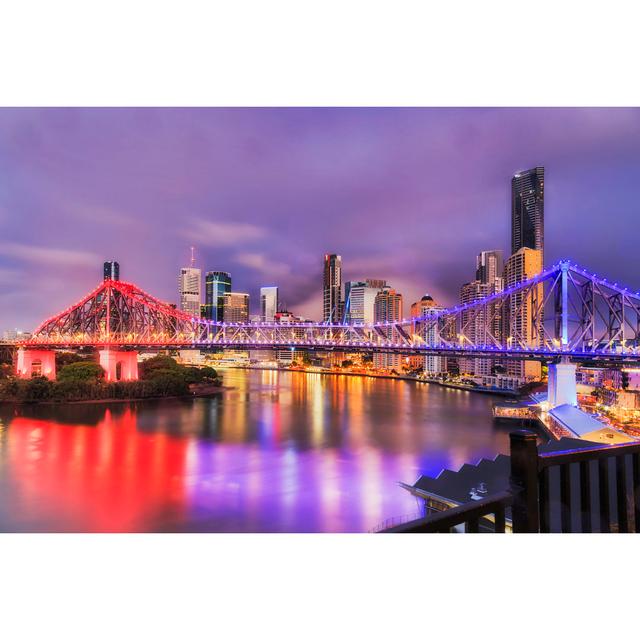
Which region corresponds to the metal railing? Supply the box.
[382,491,512,533]
[382,430,640,533]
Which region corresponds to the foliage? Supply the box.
[621,370,629,390]
[0,377,53,402]
[140,355,181,379]
[58,361,105,382]
[55,351,89,368]
[0,363,13,380]
[0,354,220,404]
[341,360,353,368]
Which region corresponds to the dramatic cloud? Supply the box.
[0,107,639,331]
[183,218,269,247]
[0,243,99,267]
[233,252,292,279]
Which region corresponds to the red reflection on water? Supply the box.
[2,408,190,532]
[0,370,511,532]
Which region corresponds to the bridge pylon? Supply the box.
[16,348,57,380]
[547,358,578,409]
[99,349,139,382]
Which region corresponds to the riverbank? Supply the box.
[214,364,522,397]
[0,382,231,406]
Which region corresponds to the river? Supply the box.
[0,369,515,532]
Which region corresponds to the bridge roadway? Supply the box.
[11,335,640,363]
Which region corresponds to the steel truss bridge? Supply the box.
[21,260,640,363]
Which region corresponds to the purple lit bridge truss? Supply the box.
[23,261,640,363]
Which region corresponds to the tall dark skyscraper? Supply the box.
[205,271,231,321]
[323,254,342,323]
[103,261,120,281]
[511,166,544,260]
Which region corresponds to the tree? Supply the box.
[199,366,218,380]
[58,361,105,382]
[147,371,189,396]
[56,351,89,368]
[24,377,53,402]
[140,355,180,379]
[621,370,630,390]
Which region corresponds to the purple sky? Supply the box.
[1,107,639,331]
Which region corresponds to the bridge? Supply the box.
[12,259,640,403]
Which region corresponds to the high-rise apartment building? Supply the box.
[476,250,503,285]
[457,250,506,376]
[178,266,201,316]
[373,287,403,370]
[511,166,544,261]
[410,294,445,374]
[103,261,120,281]
[323,254,342,323]
[503,247,543,381]
[344,279,386,324]
[260,286,278,322]
[205,271,231,321]
[222,292,250,323]
[459,281,493,375]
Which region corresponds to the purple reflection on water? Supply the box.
[0,369,514,532]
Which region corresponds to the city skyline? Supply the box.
[1,108,640,330]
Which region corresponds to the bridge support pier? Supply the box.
[548,360,577,409]
[99,349,139,382]
[16,348,57,380]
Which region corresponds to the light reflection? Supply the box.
[0,369,512,532]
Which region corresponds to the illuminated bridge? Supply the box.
[12,260,640,390]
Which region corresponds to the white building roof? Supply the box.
[549,404,608,438]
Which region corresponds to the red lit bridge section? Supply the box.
[21,261,640,363]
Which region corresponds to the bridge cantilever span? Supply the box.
[16,261,640,368]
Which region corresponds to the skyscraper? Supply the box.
[260,286,278,321]
[511,166,544,261]
[323,254,342,323]
[373,287,403,370]
[410,294,445,375]
[344,279,386,324]
[205,271,232,321]
[178,249,201,316]
[459,280,493,375]
[503,247,543,382]
[222,292,250,323]
[103,261,120,281]
[476,250,503,285]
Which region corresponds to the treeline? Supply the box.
[0,355,221,403]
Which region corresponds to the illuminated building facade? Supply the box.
[260,286,278,322]
[205,271,231,321]
[410,294,445,374]
[373,287,403,370]
[512,166,544,260]
[503,247,543,381]
[103,260,120,281]
[178,266,201,316]
[222,292,250,323]
[344,279,386,324]
[323,254,342,323]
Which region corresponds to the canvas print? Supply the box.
[1,107,639,533]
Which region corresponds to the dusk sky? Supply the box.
[1,107,639,331]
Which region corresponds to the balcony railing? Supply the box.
[383,430,640,533]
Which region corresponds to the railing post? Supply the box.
[510,430,540,533]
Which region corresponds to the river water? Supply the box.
[0,369,515,532]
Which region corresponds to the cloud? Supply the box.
[183,217,268,247]
[64,201,133,226]
[233,252,292,279]
[0,243,99,267]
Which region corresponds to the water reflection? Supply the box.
[0,369,513,532]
